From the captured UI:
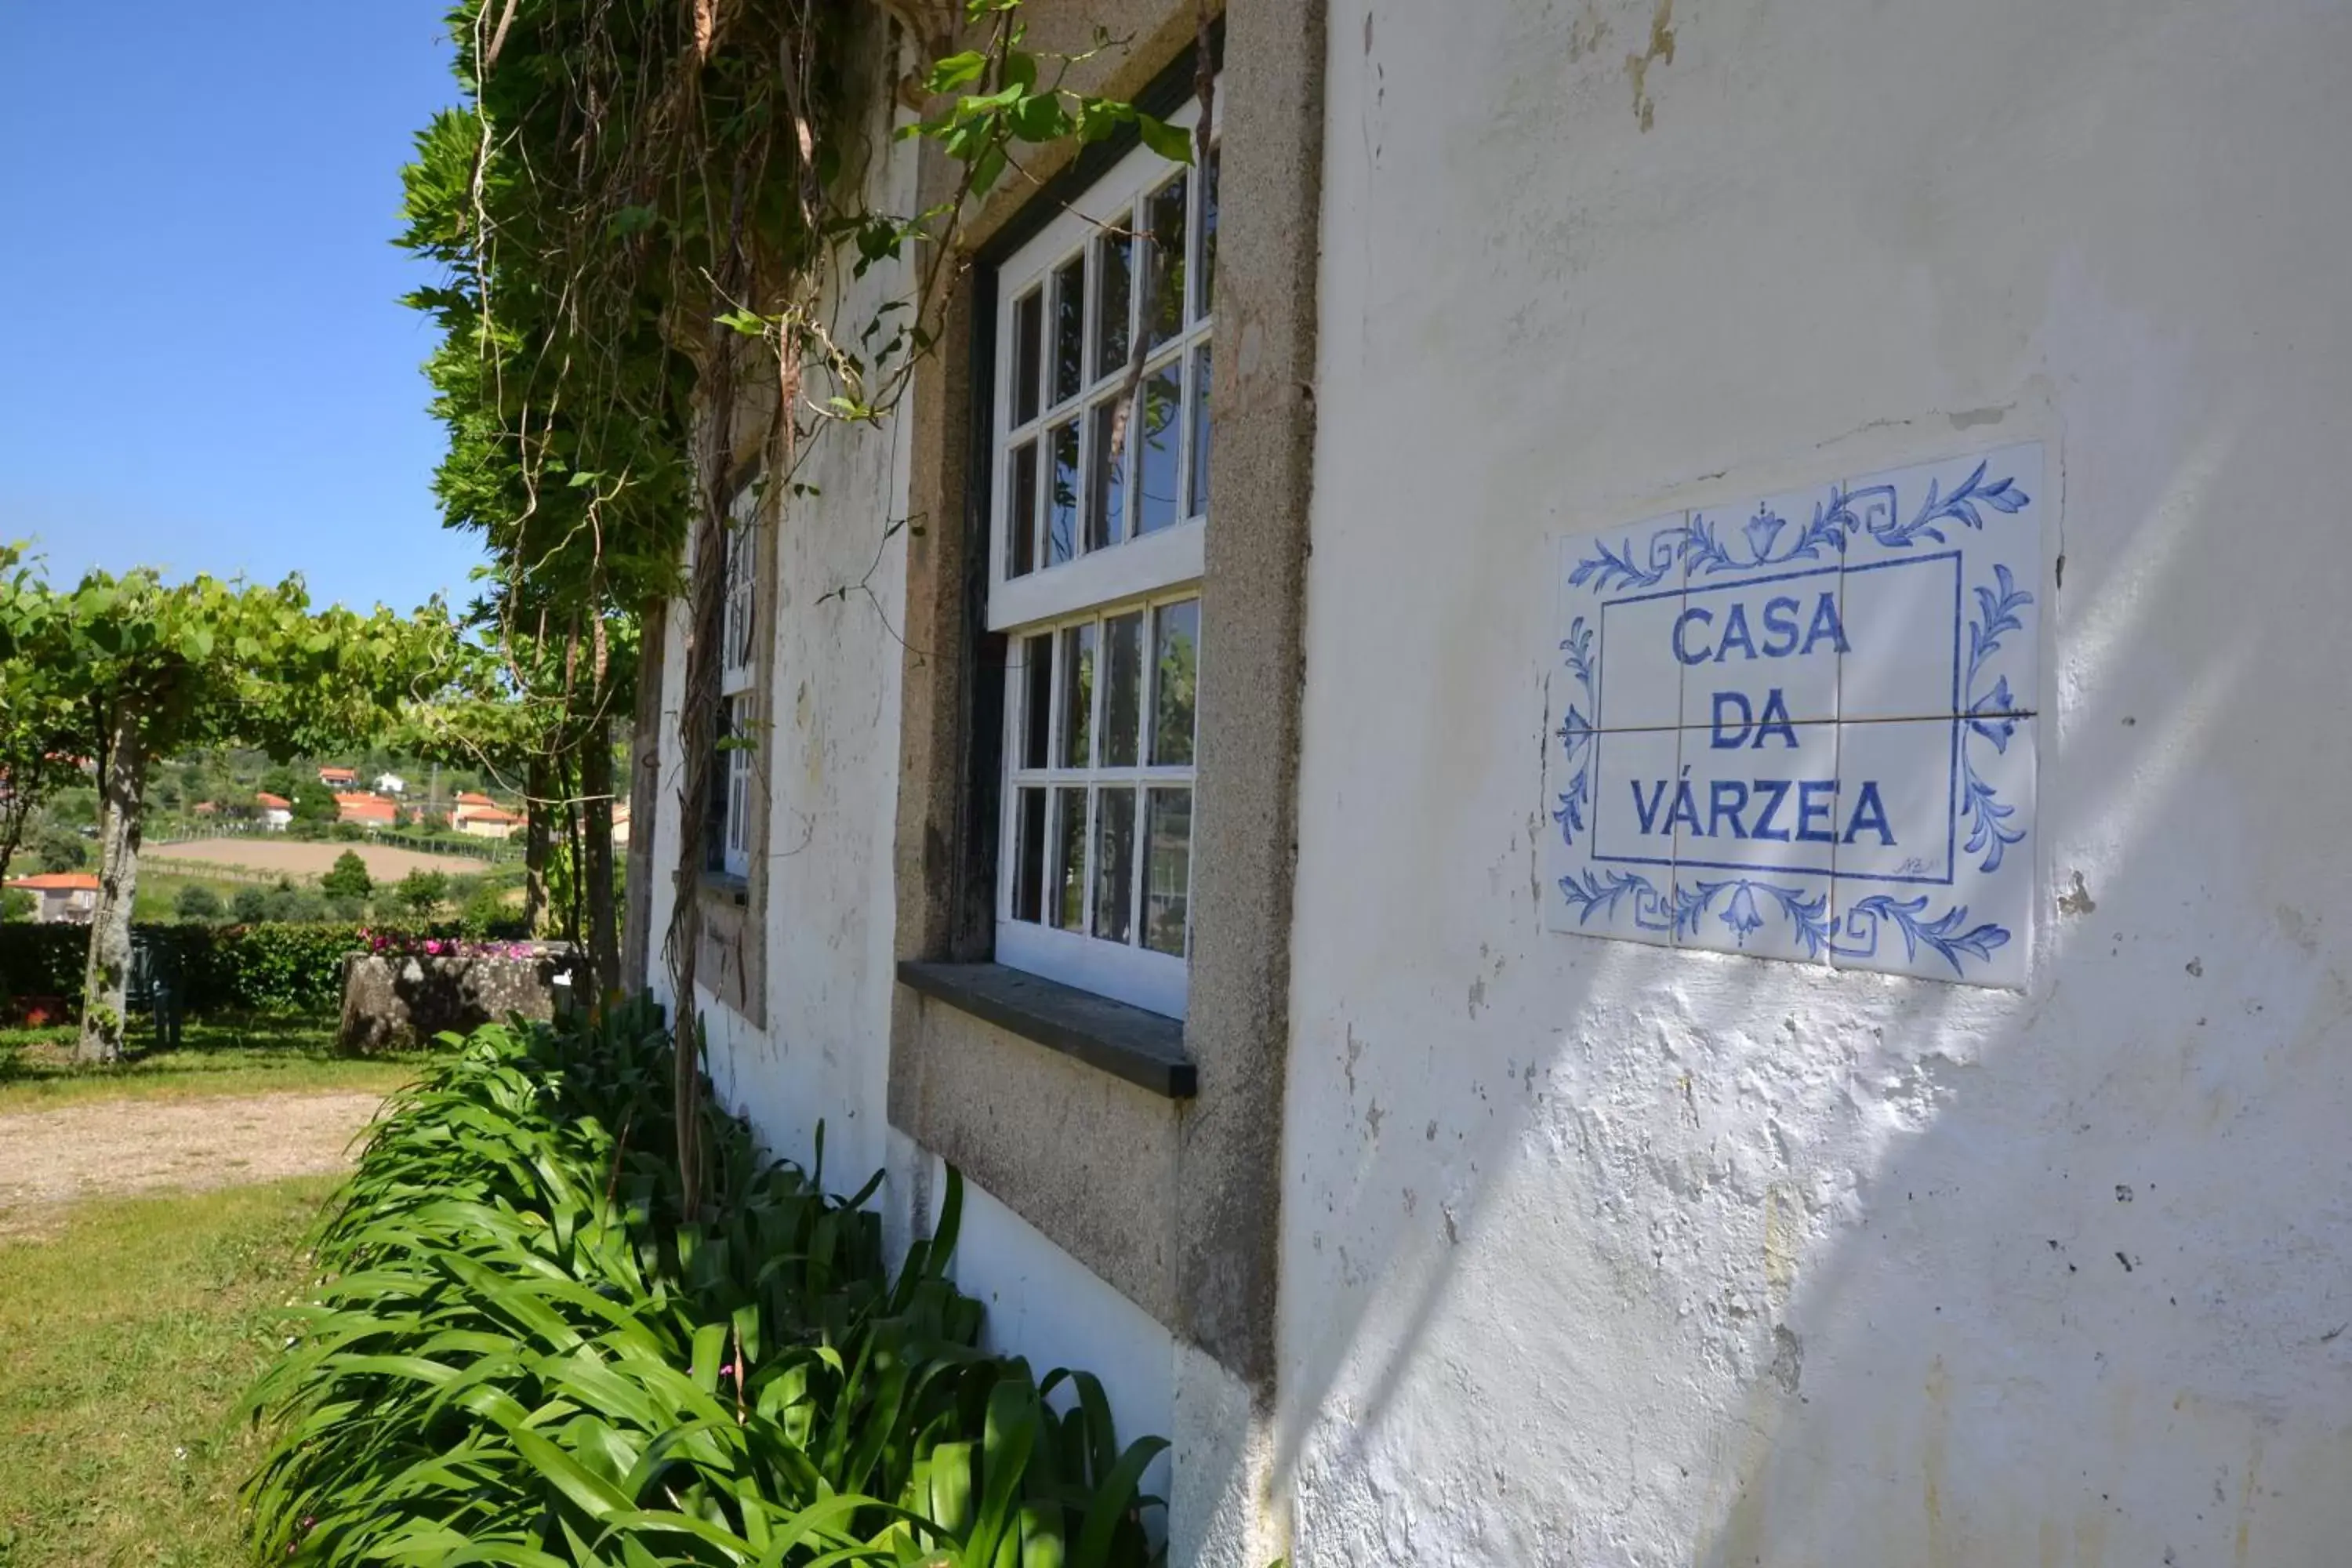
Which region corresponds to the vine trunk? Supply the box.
[77,702,146,1063]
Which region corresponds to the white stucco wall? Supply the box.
[1280,0,2352,1563]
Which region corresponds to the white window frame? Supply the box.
[988,92,1217,633]
[716,480,760,880]
[989,97,1218,1019]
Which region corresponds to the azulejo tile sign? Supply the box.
[1544,443,2043,988]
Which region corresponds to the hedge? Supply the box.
[0,918,530,1019]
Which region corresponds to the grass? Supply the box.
[0,1175,337,1568]
[0,1019,424,1111]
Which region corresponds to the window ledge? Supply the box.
[897,960,1196,1100]
[697,871,750,907]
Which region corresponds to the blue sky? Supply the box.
[0,2,488,615]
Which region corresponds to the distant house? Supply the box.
[191,800,219,817]
[6,872,99,924]
[255,792,293,830]
[336,792,397,829]
[611,800,630,848]
[373,772,406,796]
[450,793,522,840]
[318,766,358,787]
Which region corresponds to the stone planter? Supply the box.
[338,947,579,1054]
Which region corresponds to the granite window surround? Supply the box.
[694,460,777,1030]
[888,2,1320,1402]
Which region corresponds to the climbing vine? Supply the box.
[402,0,1205,1211]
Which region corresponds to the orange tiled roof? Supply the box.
[7,873,98,891]
[336,793,397,822]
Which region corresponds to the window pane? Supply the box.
[1092,786,1136,945]
[728,749,750,863]
[1013,787,1047,923]
[705,696,739,873]
[1052,255,1085,406]
[1047,420,1080,564]
[1006,440,1037,579]
[1135,359,1181,535]
[1094,230,1132,382]
[1188,343,1212,517]
[1151,600,1199,766]
[724,521,757,672]
[1087,400,1127,552]
[1049,786,1088,929]
[1021,632,1053,771]
[1196,146,1218,321]
[1145,176,1188,349]
[1144,787,1191,956]
[1102,611,1144,767]
[1013,288,1044,424]
[1058,621,1096,767]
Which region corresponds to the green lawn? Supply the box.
[0,1176,337,1567]
[0,1019,422,1110]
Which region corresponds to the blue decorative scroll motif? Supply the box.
[1676,877,1832,956]
[1558,869,1677,935]
[1555,452,2038,979]
[1552,617,1597,848]
[1567,461,2031,587]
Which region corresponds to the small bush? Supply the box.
[244,1008,1168,1566]
[394,868,448,916]
[320,850,373,900]
[260,883,325,924]
[174,884,223,920]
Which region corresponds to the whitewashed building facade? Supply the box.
[629,2,2352,1561]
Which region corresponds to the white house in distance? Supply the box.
[617,5,2352,1563]
[253,792,292,831]
[373,772,406,797]
[6,871,98,924]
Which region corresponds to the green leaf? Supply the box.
[1135,113,1193,165]
[510,1427,635,1520]
[926,51,988,94]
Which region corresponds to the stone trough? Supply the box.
[337,945,579,1054]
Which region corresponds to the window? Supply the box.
[990,100,1218,1019]
[706,478,760,880]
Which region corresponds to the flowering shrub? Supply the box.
[356,927,539,961]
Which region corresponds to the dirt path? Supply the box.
[0,1091,384,1239]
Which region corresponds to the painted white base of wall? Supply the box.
[923,1163,1179,1518]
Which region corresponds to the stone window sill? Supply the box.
[697,871,750,907]
[896,960,1196,1100]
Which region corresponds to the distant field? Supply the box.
[146,839,485,880]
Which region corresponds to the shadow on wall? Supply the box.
[1266,418,2352,1564]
